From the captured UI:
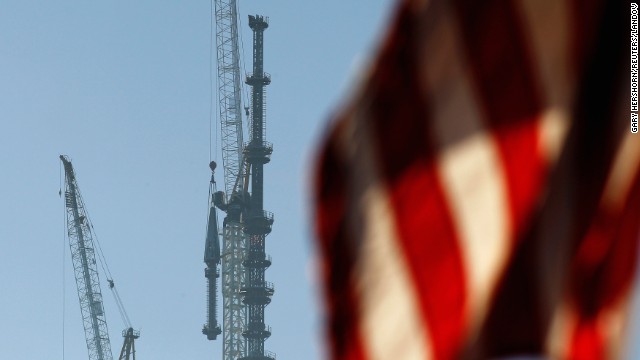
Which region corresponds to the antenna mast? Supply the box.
[242,14,275,360]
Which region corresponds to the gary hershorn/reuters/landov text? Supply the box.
[631,2,638,133]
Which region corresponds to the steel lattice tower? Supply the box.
[61,155,113,360]
[221,197,248,360]
[241,15,275,360]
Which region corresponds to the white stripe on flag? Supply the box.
[436,132,511,328]
[338,107,434,360]
[418,1,512,338]
[357,184,433,360]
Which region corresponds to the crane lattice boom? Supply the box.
[205,1,248,360]
[61,155,113,360]
[215,0,245,199]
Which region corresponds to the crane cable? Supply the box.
[210,0,216,163]
[60,161,66,360]
[87,216,133,330]
[237,0,251,130]
[74,188,133,330]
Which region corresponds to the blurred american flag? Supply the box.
[314,0,640,359]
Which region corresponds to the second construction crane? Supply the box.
[61,155,139,360]
[61,155,113,360]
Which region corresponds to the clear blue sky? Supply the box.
[0,0,395,359]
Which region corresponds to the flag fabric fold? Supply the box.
[314,0,639,359]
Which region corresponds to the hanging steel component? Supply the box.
[203,161,222,340]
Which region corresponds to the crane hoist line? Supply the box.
[60,155,139,360]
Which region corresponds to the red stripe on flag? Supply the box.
[528,1,630,357]
[314,0,638,358]
[385,167,468,359]
[365,5,468,358]
[570,176,640,315]
[445,3,550,353]
[492,123,545,236]
[315,128,367,360]
[601,169,640,307]
[567,167,640,359]
[569,320,604,360]
[449,0,633,357]
[452,0,546,236]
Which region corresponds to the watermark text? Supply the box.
[631,3,638,133]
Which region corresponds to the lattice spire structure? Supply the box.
[241,14,275,360]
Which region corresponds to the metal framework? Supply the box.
[214,0,245,199]
[241,15,275,360]
[206,1,248,359]
[61,155,113,360]
[203,162,222,341]
[118,328,140,360]
[222,218,248,359]
[207,3,277,360]
[208,183,249,360]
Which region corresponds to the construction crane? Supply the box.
[61,155,113,360]
[203,0,249,359]
[60,155,139,360]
